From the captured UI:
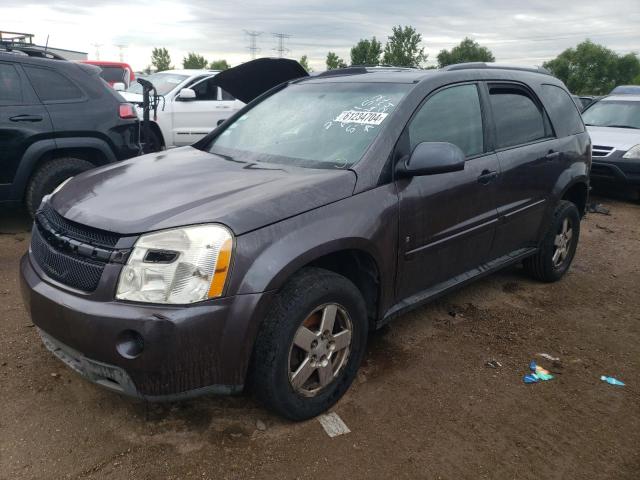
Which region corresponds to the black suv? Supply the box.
[20,60,591,420]
[0,51,140,215]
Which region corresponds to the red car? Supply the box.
[80,60,135,88]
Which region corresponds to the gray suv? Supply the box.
[20,60,591,420]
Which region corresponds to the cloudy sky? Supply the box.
[3,0,639,71]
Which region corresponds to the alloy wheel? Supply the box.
[552,217,573,268]
[288,304,353,397]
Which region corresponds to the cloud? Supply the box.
[3,0,639,70]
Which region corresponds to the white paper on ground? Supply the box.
[318,412,351,437]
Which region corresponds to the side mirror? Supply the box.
[400,142,466,176]
[113,82,126,91]
[177,88,196,100]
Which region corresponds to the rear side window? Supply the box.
[489,85,548,149]
[540,84,584,136]
[24,66,84,102]
[0,63,23,104]
[408,84,484,157]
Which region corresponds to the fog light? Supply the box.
[116,330,144,359]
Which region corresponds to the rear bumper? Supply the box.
[591,152,640,187]
[20,253,275,400]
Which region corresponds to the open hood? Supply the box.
[211,58,308,103]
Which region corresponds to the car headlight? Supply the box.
[116,224,233,304]
[623,144,640,159]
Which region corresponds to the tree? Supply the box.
[543,40,640,95]
[209,59,230,70]
[350,37,382,66]
[382,25,427,68]
[326,51,347,70]
[182,52,208,69]
[437,37,495,68]
[299,55,312,72]
[151,47,172,72]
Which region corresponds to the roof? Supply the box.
[302,62,553,85]
[80,60,133,68]
[601,94,640,102]
[156,69,219,75]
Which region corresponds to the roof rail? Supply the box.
[0,41,66,60]
[442,62,551,75]
[315,65,421,78]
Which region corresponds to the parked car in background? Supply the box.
[0,51,140,215]
[610,85,640,95]
[118,69,244,151]
[20,59,590,420]
[80,60,135,89]
[583,94,640,195]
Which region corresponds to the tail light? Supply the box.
[119,103,137,119]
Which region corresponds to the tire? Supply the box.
[524,200,580,282]
[250,267,368,421]
[25,157,95,217]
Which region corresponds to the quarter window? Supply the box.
[0,64,23,104]
[539,84,584,137]
[408,84,484,157]
[489,86,548,148]
[24,66,83,102]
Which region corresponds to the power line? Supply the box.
[244,30,262,59]
[272,32,291,57]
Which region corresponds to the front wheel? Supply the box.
[250,268,368,421]
[524,200,580,282]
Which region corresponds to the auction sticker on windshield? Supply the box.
[334,110,388,125]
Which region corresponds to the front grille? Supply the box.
[31,225,106,291]
[30,204,122,292]
[39,202,119,248]
[592,145,614,158]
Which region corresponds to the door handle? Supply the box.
[545,150,561,161]
[9,114,43,122]
[477,170,498,185]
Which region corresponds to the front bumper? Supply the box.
[591,151,640,187]
[20,253,275,401]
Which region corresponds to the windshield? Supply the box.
[207,82,411,169]
[126,72,189,95]
[98,66,127,84]
[583,101,640,129]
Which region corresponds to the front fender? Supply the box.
[228,184,399,313]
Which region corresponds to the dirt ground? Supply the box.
[1,195,639,480]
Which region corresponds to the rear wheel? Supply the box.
[524,200,580,282]
[25,157,94,217]
[251,268,368,421]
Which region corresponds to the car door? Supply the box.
[485,82,559,258]
[0,61,53,199]
[396,83,500,301]
[171,76,230,146]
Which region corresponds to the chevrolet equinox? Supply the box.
[20,60,591,420]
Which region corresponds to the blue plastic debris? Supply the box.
[600,376,625,386]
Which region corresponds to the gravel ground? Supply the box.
[1,196,639,480]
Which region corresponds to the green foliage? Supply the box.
[182,52,208,69]
[210,59,230,70]
[151,47,172,72]
[299,55,312,72]
[326,51,347,70]
[382,25,427,68]
[437,37,495,68]
[543,40,640,95]
[350,37,382,66]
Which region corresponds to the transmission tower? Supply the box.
[116,44,127,62]
[272,33,291,57]
[244,30,262,59]
[92,43,102,60]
